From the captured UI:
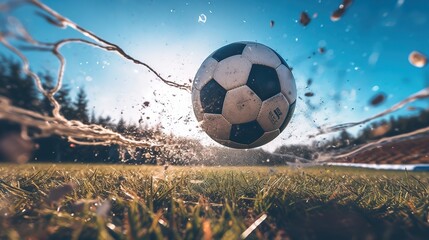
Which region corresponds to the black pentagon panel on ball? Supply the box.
[279,101,296,132]
[247,64,281,101]
[211,42,247,62]
[230,120,264,145]
[200,79,227,114]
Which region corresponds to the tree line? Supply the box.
[0,56,176,164]
[315,111,429,153]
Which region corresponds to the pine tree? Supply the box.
[56,85,74,119]
[98,115,113,128]
[0,58,40,111]
[116,117,126,133]
[90,110,96,123]
[339,129,352,147]
[40,75,53,116]
[73,88,89,123]
[40,74,74,119]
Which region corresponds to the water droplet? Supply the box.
[198,14,207,23]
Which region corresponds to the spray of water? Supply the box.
[313,87,429,136]
[312,87,429,162]
[327,125,429,161]
[0,0,189,150]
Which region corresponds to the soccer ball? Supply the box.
[191,41,297,149]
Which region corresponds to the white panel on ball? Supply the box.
[213,55,252,90]
[201,114,231,140]
[248,130,280,148]
[191,90,204,122]
[242,43,281,68]
[276,64,297,104]
[222,86,262,124]
[193,57,218,90]
[256,93,290,132]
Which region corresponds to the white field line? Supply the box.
[324,162,429,171]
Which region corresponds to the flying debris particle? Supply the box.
[46,183,76,205]
[270,20,275,28]
[318,47,326,54]
[408,51,427,68]
[202,220,213,240]
[0,133,33,164]
[300,12,311,26]
[407,106,417,111]
[369,93,386,106]
[305,92,315,97]
[198,14,207,23]
[143,101,150,107]
[331,0,353,22]
[372,124,391,137]
[96,199,111,218]
[307,78,313,87]
[72,199,98,213]
[331,9,344,22]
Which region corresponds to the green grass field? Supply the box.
[0,164,428,239]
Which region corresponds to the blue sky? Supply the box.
[1,0,428,150]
